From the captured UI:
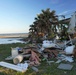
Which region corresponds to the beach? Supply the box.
[0,33,29,38]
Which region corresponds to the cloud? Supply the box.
[57,3,65,8]
[58,10,73,19]
[50,0,60,4]
[58,10,71,15]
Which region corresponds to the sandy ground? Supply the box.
[0,33,29,38]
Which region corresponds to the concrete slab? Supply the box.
[57,63,73,70]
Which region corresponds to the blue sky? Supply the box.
[0,0,76,34]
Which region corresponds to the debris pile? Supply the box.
[0,38,76,72]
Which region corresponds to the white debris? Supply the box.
[64,56,74,62]
[17,63,28,70]
[64,45,75,54]
[0,61,28,72]
[42,40,56,48]
[56,60,62,63]
[57,54,74,63]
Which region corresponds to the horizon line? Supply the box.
[0,32,29,34]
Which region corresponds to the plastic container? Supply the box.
[11,48,18,57]
[13,55,23,64]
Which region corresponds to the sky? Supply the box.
[0,0,76,34]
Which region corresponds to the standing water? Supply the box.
[0,33,28,44]
[0,38,25,44]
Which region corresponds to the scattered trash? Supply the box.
[73,49,76,57]
[5,47,19,60]
[55,60,62,63]
[17,63,28,70]
[31,66,39,72]
[57,54,74,63]
[11,47,19,57]
[29,51,41,66]
[44,48,59,58]
[40,47,45,52]
[5,56,14,60]
[42,40,56,48]
[64,45,75,54]
[64,56,74,62]
[13,55,23,64]
[57,63,73,70]
[3,38,76,73]
[47,60,54,65]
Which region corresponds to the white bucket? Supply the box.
[13,55,23,64]
[11,48,18,57]
[64,45,75,54]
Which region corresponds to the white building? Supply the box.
[68,11,76,34]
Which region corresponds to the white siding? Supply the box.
[68,12,76,33]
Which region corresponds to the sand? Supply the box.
[0,33,29,38]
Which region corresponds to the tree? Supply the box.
[34,8,58,39]
[29,8,70,42]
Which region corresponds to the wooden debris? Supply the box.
[44,48,59,58]
[73,49,76,57]
[29,51,41,66]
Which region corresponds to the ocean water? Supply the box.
[0,38,25,44]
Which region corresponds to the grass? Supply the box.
[0,43,76,75]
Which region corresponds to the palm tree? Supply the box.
[29,8,59,41]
